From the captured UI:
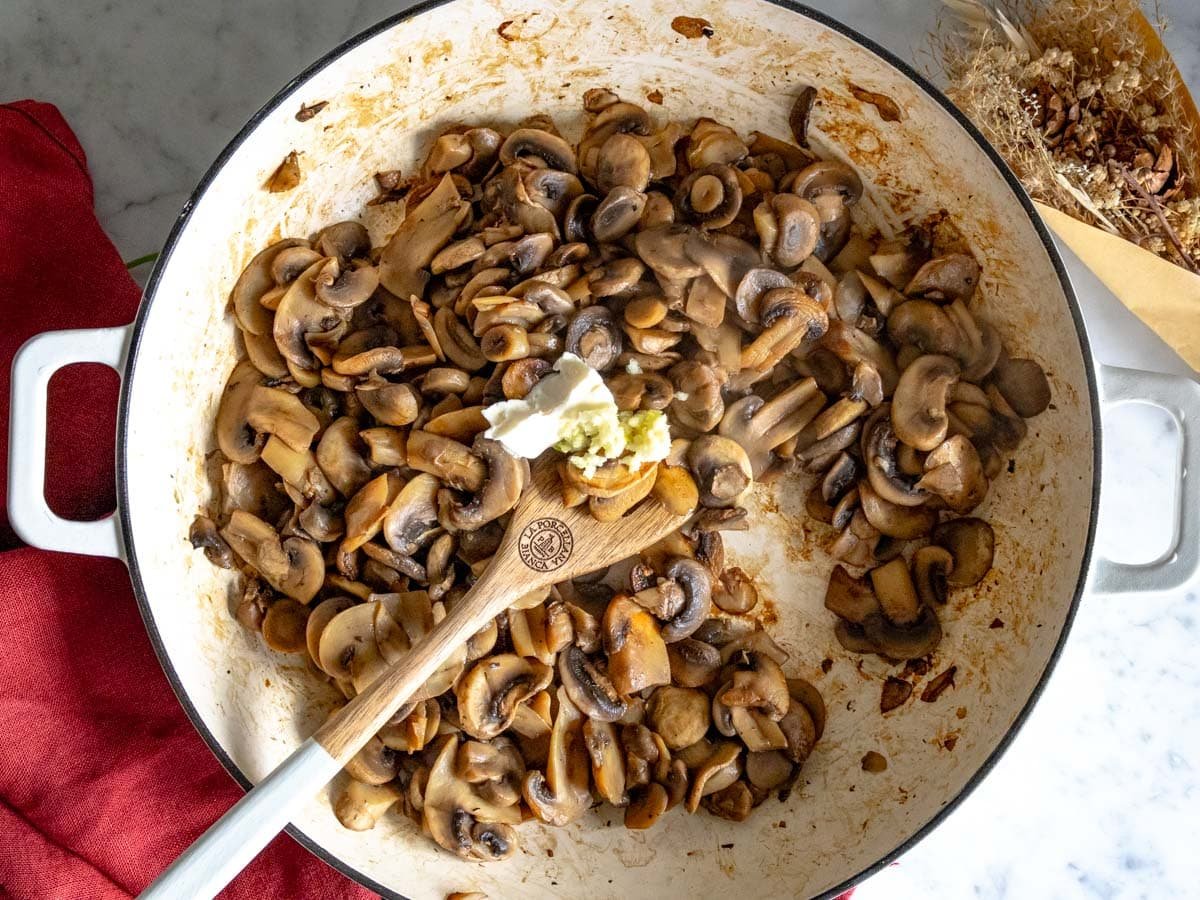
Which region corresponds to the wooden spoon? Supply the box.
[140,458,687,899]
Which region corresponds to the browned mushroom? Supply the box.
[932,517,995,586]
[566,306,623,372]
[991,357,1051,418]
[687,436,752,509]
[221,510,324,603]
[666,638,721,688]
[231,238,310,334]
[557,645,627,722]
[500,128,578,173]
[646,685,711,749]
[334,778,402,832]
[892,355,960,451]
[522,688,592,825]
[592,187,647,243]
[904,253,981,301]
[754,193,821,268]
[379,174,468,302]
[603,595,671,695]
[455,654,553,740]
[913,544,954,605]
[675,164,742,229]
[917,434,987,512]
[823,564,880,624]
[424,736,521,860]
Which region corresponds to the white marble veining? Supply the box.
[2,1,1198,897]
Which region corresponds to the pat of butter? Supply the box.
[482,352,671,475]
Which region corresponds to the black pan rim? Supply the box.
[115,2,1101,897]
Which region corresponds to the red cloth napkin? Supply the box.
[0,100,375,900]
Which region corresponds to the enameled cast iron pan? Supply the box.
[10,2,1200,897]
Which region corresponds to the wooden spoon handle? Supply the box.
[140,571,517,900]
[313,562,515,763]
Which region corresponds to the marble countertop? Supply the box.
[3,1,1197,897]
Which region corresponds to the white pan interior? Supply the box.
[121,1,1096,897]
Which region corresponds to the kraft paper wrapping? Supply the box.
[1035,202,1200,372]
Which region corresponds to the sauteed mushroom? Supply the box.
[201,85,1050,861]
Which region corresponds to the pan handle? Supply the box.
[1092,365,1200,594]
[7,326,130,560]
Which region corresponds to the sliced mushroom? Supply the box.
[734,268,792,325]
[582,717,628,806]
[305,595,356,663]
[316,221,371,262]
[233,240,313,337]
[189,516,233,568]
[686,742,741,813]
[676,164,742,229]
[522,687,592,825]
[904,253,980,301]
[686,119,748,169]
[754,193,820,267]
[406,431,486,493]
[273,259,349,379]
[669,361,725,433]
[823,564,881,625]
[868,557,921,627]
[887,299,963,356]
[565,306,623,372]
[334,778,402,832]
[913,544,954,605]
[857,479,936,539]
[424,735,522,860]
[647,686,711,750]
[345,735,399,786]
[688,435,752,509]
[666,638,721,688]
[991,357,1051,418]
[730,707,788,751]
[932,517,995,586]
[624,783,668,828]
[891,355,960,451]
[216,361,266,464]
[314,257,379,309]
[316,599,379,680]
[454,654,553,740]
[719,378,823,477]
[745,750,795,792]
[591,186,647,243]
[917,434,987,512]
[557,645,627,722]
[789,85,818,147]
[596,132,651,193]
[261,598,309,653]
[221,510,325,603]
[720,651,790,720]
[379,173,468,302]
[777,700,817,765]
[712,567,758,614]
[342,472,402,553]
[438,437,527,532]
[859,605,942,660]
[861,406,927,507]
[634,225,705,281]
[500,128,578,173]
[658,557,712,642]
[603,595,671,695]
[316,417,373,497]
